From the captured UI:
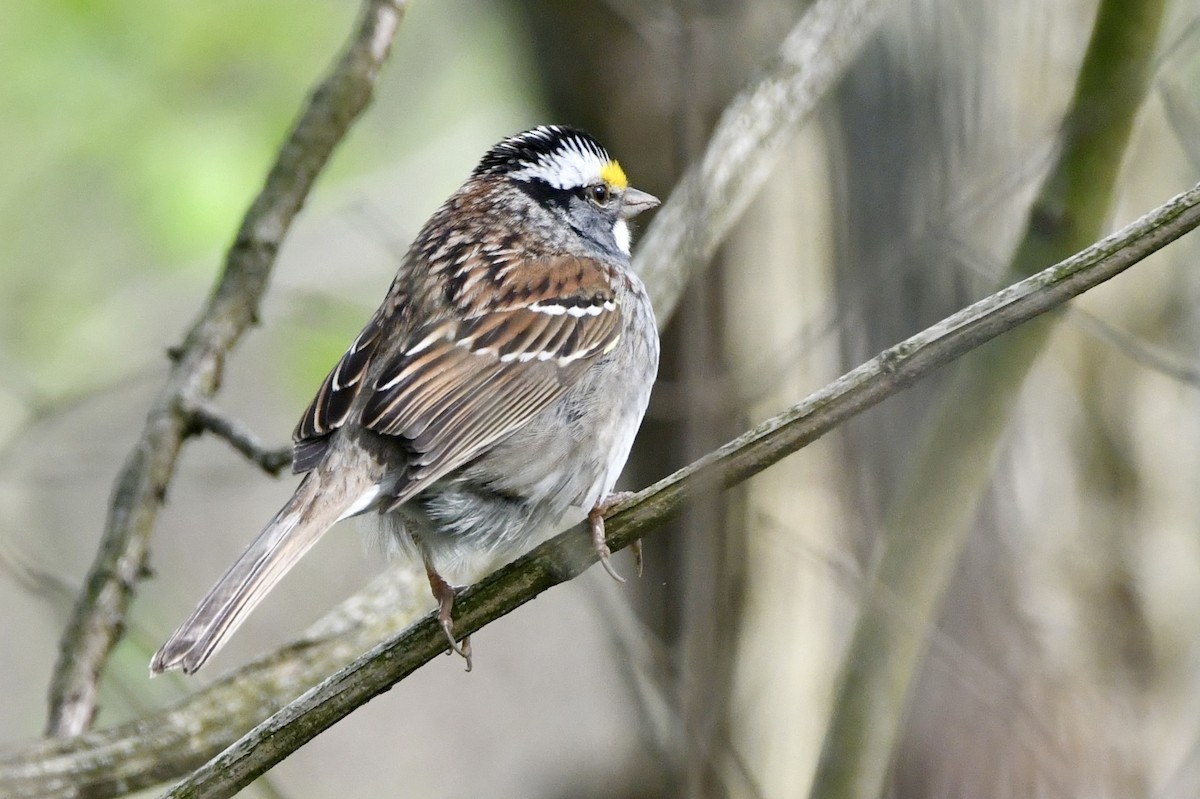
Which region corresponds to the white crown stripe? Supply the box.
[493,126,612,190]
[509,147,610,190]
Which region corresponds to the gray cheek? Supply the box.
[565,200,624,257]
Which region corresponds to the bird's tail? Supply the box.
[150,466,378,675]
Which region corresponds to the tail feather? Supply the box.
[150,469,377,675]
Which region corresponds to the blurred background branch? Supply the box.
[635,0,891,317]
[42,0,406,739]
[0,565,429,799]
[811,1,1168,797]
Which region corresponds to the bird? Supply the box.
[150,125,660,675]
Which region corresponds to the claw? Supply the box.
[422,546,473,671]
[589,505,626,583]
[435,595,473,671]
[588,492,643,582]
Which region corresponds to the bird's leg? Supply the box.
[588,491,640,583]
[420,545,472,671]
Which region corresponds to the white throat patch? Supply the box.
[613,219,631,255]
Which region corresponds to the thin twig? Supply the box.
[185,397,292,476]
[1071,310,1200,386]
[160,183,1200,799]
[0,541,78,611]
[43,0,407,738]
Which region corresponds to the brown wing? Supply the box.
[362,253,622,508]
[292,310,385,473]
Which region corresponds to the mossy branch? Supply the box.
[4,178,1197,797]
[163,180,1200,799]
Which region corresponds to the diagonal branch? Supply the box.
[43,0,408,738]
[3,179,1197,799]
[160,182,1200,799]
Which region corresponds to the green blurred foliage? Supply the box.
[1,1,341,394]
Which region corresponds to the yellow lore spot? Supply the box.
[600,160,629,190]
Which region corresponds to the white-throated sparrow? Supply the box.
[151,126,660,674]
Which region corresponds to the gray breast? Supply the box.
[394,272,658,569]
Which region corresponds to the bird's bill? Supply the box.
[620,187,660,219]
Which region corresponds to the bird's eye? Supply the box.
[584,183,612,205]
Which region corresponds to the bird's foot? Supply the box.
[588,491,641,582]
[425,561,472,671]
